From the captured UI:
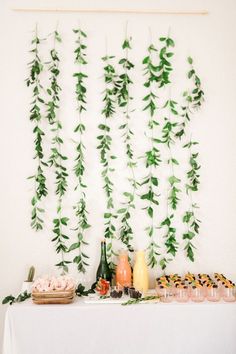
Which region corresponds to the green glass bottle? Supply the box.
[96,241,112,282]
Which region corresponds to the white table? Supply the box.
[3,298,236,354]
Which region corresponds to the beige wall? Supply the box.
[1,0,236,350]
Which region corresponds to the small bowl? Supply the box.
[129,288,142,299]
[110,287,123,299]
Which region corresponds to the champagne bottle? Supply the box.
[96,240,112,282]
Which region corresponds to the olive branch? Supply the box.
[141,42,161,268]
[182,57,204,261]
[47,29,70,274]
[117,31,137,253]
[26,25,47,231]
[155,35,180,269]
[68,28,91,273]
[97,53,120,270]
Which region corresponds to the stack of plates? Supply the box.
[32,289,75,304]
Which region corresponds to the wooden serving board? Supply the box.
[32,297,74,305]
[32,289,75,304]
[32,290,75,299]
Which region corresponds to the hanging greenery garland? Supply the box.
[117,32,137,253]
[141,42,161,268]
[47,29,70,274]
[182,57,204,262]
[68,28,91,273]
[156,35,180,270]
[97,53,120,270]
[26,25,47,231]
[26,26,206,270]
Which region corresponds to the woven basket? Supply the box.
[32,289,75,305]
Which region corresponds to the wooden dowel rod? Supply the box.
[12,8,209,15]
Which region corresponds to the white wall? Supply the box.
[1,0,236,350]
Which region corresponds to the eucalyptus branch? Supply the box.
[176,57,205,139]
[47,29,70,274]
[68,28,90,273]
[183,140,201,261]
[162,112,181,263]
[162,99,181,211]
[187,57,204,110]
[159,214,177,269]
[181,57,205,261]
[26,26,47,231]
[157,36,174,87]
[157,35,179,267]
[141,43,161,268]
[2,291,31,305]
[97,54,120,270]
[182,203,200,262]
[117,34,137,252]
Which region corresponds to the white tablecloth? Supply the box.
[3,298,236,354]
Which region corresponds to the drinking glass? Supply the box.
[206,287,221,302]
[175,288,189,302]
[191,287,205,302]
[159,287,173,303]
[222,288,235,302]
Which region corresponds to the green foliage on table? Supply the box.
[97,53,120,270]
[76,283,95,297]
[141,42,161,268]
[47,29,70,274]
[68,28,91,273]
[2,292,31,305]
[117,33,137,253]
[122,295,160,305]
[26,25,47,231]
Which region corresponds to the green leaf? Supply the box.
[187,57,193,65]
[147,207,153,218]
[151,177,158,186]
[117,208,126,214]
[61,217,69,225]
[168,175,181,185]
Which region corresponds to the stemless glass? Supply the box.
[222,287,235,302]
[206,286,221,302]
[191,287,205,302]
[159,287,173,303]
[175,287,189,303]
